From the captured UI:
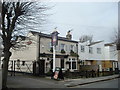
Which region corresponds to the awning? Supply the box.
[40,53,69,58]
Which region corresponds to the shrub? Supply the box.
[70,50,79,57]
[45,70,52,76]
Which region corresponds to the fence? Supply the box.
[8,60,34,76]
[64,69,119,79]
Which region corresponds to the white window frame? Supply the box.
[60,43,65,50]
[70,45,74,51]
[48,42,52,50]
[89,47,93,54]
[69,58,77,70]
[97,48,101,54]
[81,45,85,52]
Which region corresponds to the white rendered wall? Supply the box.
[78,41,105,61]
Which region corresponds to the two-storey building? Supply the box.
[10,30,79,74]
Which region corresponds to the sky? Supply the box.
[40,1,118,43]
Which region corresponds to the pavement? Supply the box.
[3,72,120,88]
[62,74,120,87]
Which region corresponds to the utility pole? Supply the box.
[53,45,55,72]
[71,58,72,71]
[51,29,59,72]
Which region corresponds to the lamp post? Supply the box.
[51,30,59,72]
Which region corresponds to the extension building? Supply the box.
[78,41,118,71]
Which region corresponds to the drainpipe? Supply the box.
[71,58,72,71]
[76,43,78,70]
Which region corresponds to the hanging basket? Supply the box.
[66,61,70,64]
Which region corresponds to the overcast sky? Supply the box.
[41,2,118,43]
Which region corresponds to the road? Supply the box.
[71,78,119,88]
[6,73,120,89]
[7,75,67,88]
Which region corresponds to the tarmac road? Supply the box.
[7,75,67,88]
[6,73,120,89]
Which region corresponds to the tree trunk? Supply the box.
[118,50,120,73]
[2,51,11,89]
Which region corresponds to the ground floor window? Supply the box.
[69,62,76,69]
[50,59,53,69]
[61,58,64,69]
[69,63,71,69]
[72,62,76,69]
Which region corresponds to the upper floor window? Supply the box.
[72,58,75,61]
[60,44,65,50]
[55,45,59,51]
[97,48,101,54]
[70,45,74,51]
[81,45,85,52]
[69,58,71,61]
[65,45,68,52]
[89,47,93,54]
[48,42,52,49]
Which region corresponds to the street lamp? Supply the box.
[51,29,59,72]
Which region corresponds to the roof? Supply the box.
[15,35,27,41]
[30,31,78,43]
[87,41,104,46]
[104,42,116,46]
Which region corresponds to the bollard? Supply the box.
[14,61,16,76]
[97,69,100,77]
[86,70,88,78]
[11,61,13,76]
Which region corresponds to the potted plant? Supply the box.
[61,49,66,54]
[66,61,70,64]
[50,47,53,52]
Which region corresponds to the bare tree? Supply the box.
[0,1,1,30]
[116,30,120,50]
[111,28,120,73]
[117,29,120,74]
[79,35,93,43]
[1,1,49,89]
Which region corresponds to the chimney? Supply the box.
[66,30,72,40]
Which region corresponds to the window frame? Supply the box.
[81,45,85,52]
[70,45,74,51]
[60,43,65,50]
[97,48,101,54]
[89,47,93,54]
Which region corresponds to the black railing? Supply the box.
[64,70,119,79]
